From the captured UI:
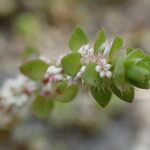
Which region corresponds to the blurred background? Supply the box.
[0,0,150,150]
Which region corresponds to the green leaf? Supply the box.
[111,84,134,103]
[69,26,89,51]
[125,63,150,89]
[113,57,126,86]
[94,28,106,54]
[62,52,82,77]
[54,81,78,102]
[91,87,112,107]
[127,47,135,54]
[20,59,49,80]
[83,63,102,87]
[32,96,54,119]
[109,36,123,67]
[125,49,144,63]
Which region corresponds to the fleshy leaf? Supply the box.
[94,28,106,54]
[109,36,123,67]
[62,52,82,77]
[69,26,89,52]
[111,84,134,103]
[32,96,54,119]
[54,81,78,102]
[113,57,126,86]
[125,49,144,63]
[91,87,112,107]
[20,59,49,80]
[125,63,150,89]
[83,63,102,87]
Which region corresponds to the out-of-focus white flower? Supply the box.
[0,75,37,108]
[95,58,112,78]
[47,66,62,75]
[44,65,63,83]
[78,44,94,56]
[0,111,12,128]
[41,83,52,97]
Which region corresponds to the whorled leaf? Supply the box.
[54,81,78,102]
[69,26,89,52]
[91,87,112,107]
[62,52,82,77]
[20,59,49,80]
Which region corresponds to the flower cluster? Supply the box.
[0,75,37,127]
[95,59,112,78]
[41,65,63,97]
[77,43,112,79]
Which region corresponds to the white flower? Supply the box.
[47,66,62,75]
[41,83,52,97]
[78,44,94,56]
[0,111,12,128]
[0,75,36,108]
[95,58,112,78]
[54,74,63,81]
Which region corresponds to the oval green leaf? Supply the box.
[20,59,49,80]
[83,63,102,87]
[69,26,89,52]
[62,52,82,77]
[94,28,106,54]
[125,63,150,89]
[32,96,54,119]
[54,81,78,102]
[111,84,134,103]
[91,87,112,107]
[109,36,123,67]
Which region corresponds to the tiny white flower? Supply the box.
[41,83,52,94]
[100,59,107,66]
[104,64,112,70]
[78,44,94,56]
[54,74,63,81]
[105,71,112,78]
[47,66,62,74]
[100,71,106,78]
[95,65,101,72]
